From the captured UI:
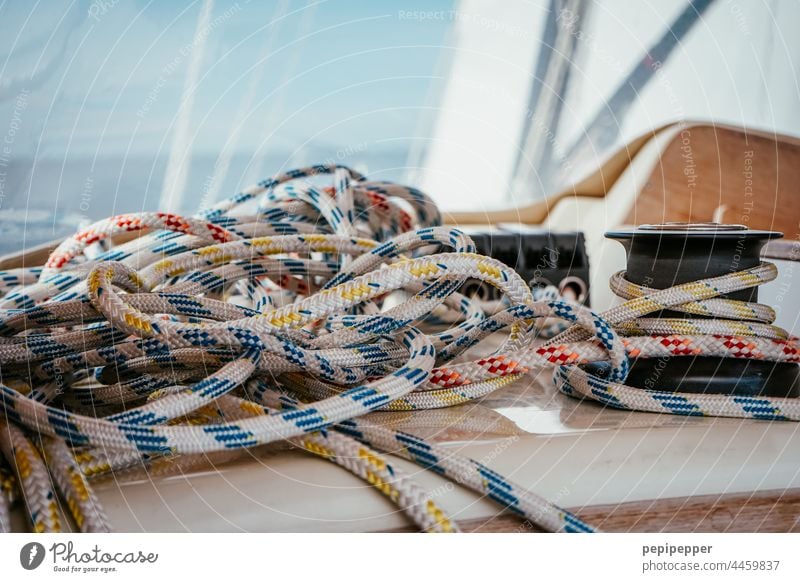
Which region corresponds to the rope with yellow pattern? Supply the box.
[0,164,797,534]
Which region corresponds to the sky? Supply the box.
[0,0,457,242]
[0,0,456,157]
[3,0,798,249]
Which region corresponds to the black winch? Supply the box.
[601,222,800,398]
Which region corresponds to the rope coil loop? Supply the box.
[0,164,797,534]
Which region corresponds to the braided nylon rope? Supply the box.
[0,163,798,534]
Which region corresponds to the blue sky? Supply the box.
[0,0,456,159]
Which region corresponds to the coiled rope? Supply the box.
[0,164,797,533]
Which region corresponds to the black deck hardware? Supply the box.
[457,225,590,306]
[604,222,799,397]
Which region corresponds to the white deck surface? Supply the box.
[68,369,800,532]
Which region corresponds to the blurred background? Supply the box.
[0,0,798,253]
